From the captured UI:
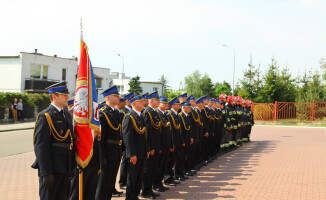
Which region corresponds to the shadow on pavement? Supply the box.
[158,140,277,199]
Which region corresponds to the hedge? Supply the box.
[0,92,50,108]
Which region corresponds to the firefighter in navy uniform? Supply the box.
[166,97,184,184]
[142,91,162,199]
[153,96,173,192]
[95,85,122,200]
[32,81,75,200]
[179,101,193,178]
[119,92,135,190]
[227,96,239,150]
[202,96,213,162]
[187,95,200,174]
[177,93,188,113]
[213,99,223,156]
[122,95,149,200]
[244,100,254,142]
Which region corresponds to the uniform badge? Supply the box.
[60,129,64,135]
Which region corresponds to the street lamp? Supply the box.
[222,44,236,96]
[117,54,124,93]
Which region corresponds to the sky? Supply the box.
[1,0,325,90]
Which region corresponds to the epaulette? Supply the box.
[100,106,106,112]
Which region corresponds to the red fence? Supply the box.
[251,101,326,121]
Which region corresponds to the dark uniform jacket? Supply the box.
[157,109,173,150]
[221,104,231,129]
[33,104,74,176]
[143,106,162,152]
[122,110,147,159]
[179,111,191,148]
[228,105,239,130]
[202,107,211,135]
[189,108,200,142]
[99,105,122,162]
[168,110,184,148]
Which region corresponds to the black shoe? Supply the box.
[185,172,194,176]
[176,177,185,181]
[141,193,156,199]
[113,189,123,195]
[112,192,121,197]
[183,175,189,179]
[120,184,127,190]
[161,186,170,190]
[153,187,165,192]
[173,180,180,184]
[152,192,160,197]
[191,169,197,173]
[164,181,177,186]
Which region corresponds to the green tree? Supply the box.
[128,75,143,93]
[158,75,169,91]
[199,74,214,97]
[214,81,231,97]
[237,57,264,101]
[184,70,202,97]
[164,90,183,100]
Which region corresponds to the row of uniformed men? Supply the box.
[32,81,254,200]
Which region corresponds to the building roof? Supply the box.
[0,56,20,59]
[20,52,78,61]
[140,81,164,85]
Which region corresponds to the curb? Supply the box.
[0,127,34,133]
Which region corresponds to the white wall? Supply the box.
[140,82,164,96]
[21,53,78,95]
[0,57,22,93]
[93,67,111,102]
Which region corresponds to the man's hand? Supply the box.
[169,148,175,152]
[43,175,55,189]
[149,149,155,156]
[227,127,232,131]
[130,155,137,165]
[182,143,185,147]
[204,132,209,137]
[146,152,150,159]
[159,150,162,154]
[190,138,194,145]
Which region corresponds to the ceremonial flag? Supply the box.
[73,39,100,168]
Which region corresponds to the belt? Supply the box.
[106,139,123,146]
[51,143,73,150]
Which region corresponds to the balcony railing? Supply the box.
[24,78,60,93]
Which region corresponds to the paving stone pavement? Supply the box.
[0,126,325,200]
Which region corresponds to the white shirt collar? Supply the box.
[148,105,156,110]
[171,109,178,115]
[182,111,188,117]
[126,106,132,111]
[52,103,62,112]
[133,109,141,116]
[158,108,165,114]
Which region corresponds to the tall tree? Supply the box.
[199,74,214,97]
[128,75,143,93]
[214,81,232,97]
[184,70,202,97]
[158,75,169,91]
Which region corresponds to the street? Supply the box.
[1,126,326,199]
[0,129,33,157]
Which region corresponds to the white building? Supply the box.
[0,50,164,102]
[0,50,78,94]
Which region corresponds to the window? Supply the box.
[153,87,158,92]
[95,78,102,88]
[62,68,67,81]
[30,64,48,79]
[117,85,124,93]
